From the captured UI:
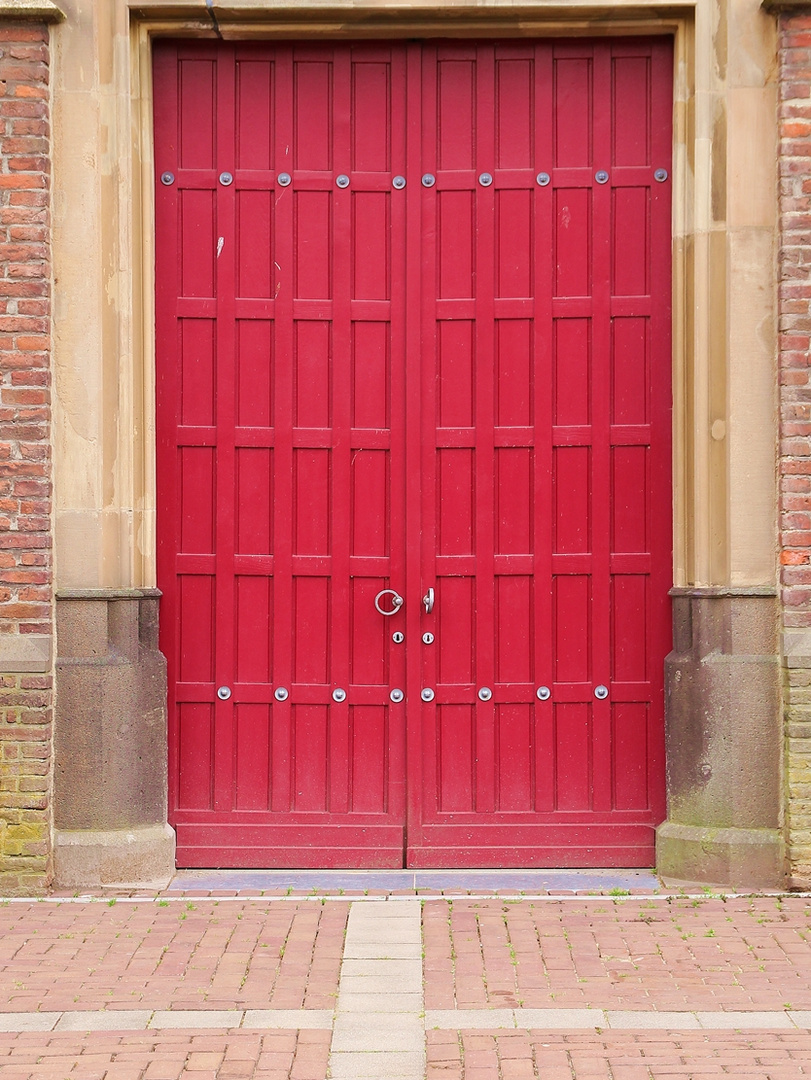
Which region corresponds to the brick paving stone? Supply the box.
[0,900,347,1013]
[423,896,811,1012]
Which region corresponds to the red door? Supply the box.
[154,38,672,868]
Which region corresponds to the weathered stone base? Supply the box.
[53,823,175,889]
[657,822,785,890]
[53,590,173,889]
[657,588,785,889]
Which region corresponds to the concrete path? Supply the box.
[1,886,811,1077]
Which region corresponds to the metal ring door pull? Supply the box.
[217,686,232,700]
[274,687,289,701]
[390,688,404,703]
[536,686,551,701]
[423,588,435,613]
[594,684,609,700]
[478,687,493,701]
[421,688,435,702]
[375,589,404,616]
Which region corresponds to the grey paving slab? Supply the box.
[338,975,421,996]
[425,1010,515,1029]
[341,959,422,979]
[789,1012,811,1028]
[344,927,422,944]
[694,1011,795,1029]
[328,1051,425,1078]
[343,943,423,959]
[54,1011,153,1031]
[606,1011,702,1030]
[337,992,424,1013]
[149,1010,244,1029]
[515,1009,607,1030]
[242,1010,333,1029]
[0,1013,60,1032]
[332,1018,424,1052]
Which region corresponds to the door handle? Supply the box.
[423,588,435,613]
[375,589,404,616]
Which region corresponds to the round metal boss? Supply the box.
[654,168,668,183]
[536,686,551,701]
[478,172,493,187]
[536,172,550,187]
[594,684,609,700]
[332,688,347,702]
[421,688,435,702]
[421,174,436,188]
[160,171,175,186]
[336,174,350,188]
[274,687,289,702]
[277,172,292,187]
[217,686,232,700]
[219,172,234,186]
[393,175,406,190]
[595,170,609,184]
[390,688,404,703]
[478,687,493,701]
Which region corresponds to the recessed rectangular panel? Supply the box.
[497,190,532,298]
[554,319,590,425]
[352,322,389,429]
[178,704,213,809]
[497,705,532,811]
[554,189,590,298]
[613,188,649,297]
[496,59,533,169]
[350,579,388,685]
[438,192,474,299]
[293,705,328,811]
[555,703,590,810]
[352,61,390,172]
[294,60,332,171]
[181,319,215,426]
[554,576,590,683]
[439,321,474,427]
[351,451,388,557]
[237,320,273,428]
[295,193,331,299]
[438,576,475,685]
[236,575,272,684]
[554,447,590,554]
[179,60,215,169]
[495,576,532,682]
[235,705,271,810]
[295,322,331,427]
[613,703,649,809]
[496,320,531,427]
[438,705,474,812]
[438,449,474,555]
[612,318,647,425]
[613,57,650,167]
[236,448,273,554]
[497,449,532,555]
[437,61,475,169]
[293,577,329,684]
[180,447,215,554]
[353,193,389,300]
[351,706,387,812]
[612,575,647,683]
[179,575,214,683]
[181,191,215,298]
[237,190,273,298]
[612,446,648,553]
[236,59,273,171]
[294,449,330,555]
[553,57,591,168]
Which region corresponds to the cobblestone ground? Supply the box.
[1,892,811,1078]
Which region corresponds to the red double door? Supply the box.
[154,38,673,868]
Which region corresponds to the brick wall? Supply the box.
[780,13,811,887]
[0,22,52,893]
